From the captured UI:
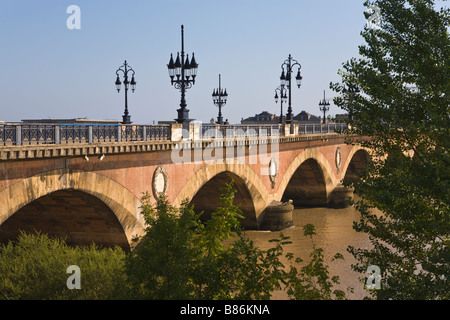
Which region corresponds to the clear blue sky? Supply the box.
[0,0,371,124]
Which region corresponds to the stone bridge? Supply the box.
[0,122,370,251]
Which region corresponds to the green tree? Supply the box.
[124,182,348,300]
[122,192,200,299]
[331,0,449,299]
[0,231,126,300]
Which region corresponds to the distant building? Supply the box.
[241,111,277,124]
[241,110,322,124]
[21,118,122,125]
[293,111,321,123]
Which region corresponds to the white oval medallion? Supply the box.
[269,157,278,189]
[152,166,169,199]
[335,147,342,173]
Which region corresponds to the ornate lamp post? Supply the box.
[115,60,136,124]
[319,90,330,124]
[274,86,287,124]
[167,25,199,124]
[212,74,228,125]
[279,54,303,123]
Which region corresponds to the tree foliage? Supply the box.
[123,182,348,300]
[0,231,126,300]
[331,0,449,299]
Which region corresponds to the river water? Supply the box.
[244,205,374,300]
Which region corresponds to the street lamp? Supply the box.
[212,74,228,125]
[274,86,287,124]
[319,90,330,124]
[279,54,303,123]
[115,60,136,124]
[167,25,199,124]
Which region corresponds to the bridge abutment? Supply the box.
[258,200,294,231]
[327,184,354,209]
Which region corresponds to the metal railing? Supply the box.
[121,124,171,142]
[0,122,348,146]
[201,124,282,139]
[0,124,171,146]
[201,123,348,139]
[296,123,348,135]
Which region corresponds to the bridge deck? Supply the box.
[0,132,350,161]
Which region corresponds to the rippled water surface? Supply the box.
[244,205,374,300]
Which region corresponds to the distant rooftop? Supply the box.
[241,110,322,124]
[21,118,122,125]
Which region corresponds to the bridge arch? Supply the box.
[0,169,144,250]
[173,162,269,229]
[341,147,371,185]
[277,148,336,206]
[324,146,372,208]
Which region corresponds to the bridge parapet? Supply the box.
[198,122,348,139]
[0,123,171,146]
[0,122,350,161]
[1,122,348,146]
